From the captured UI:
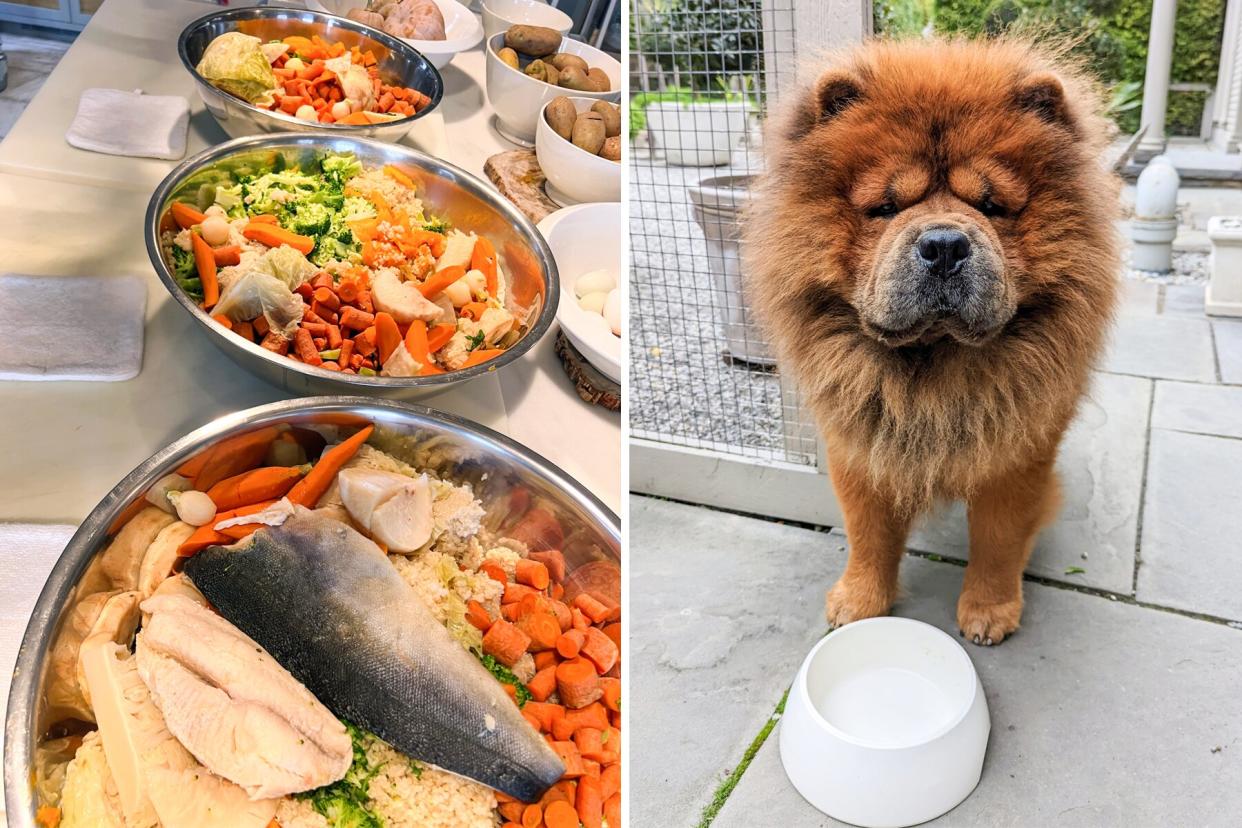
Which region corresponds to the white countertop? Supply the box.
[0,0,621,524]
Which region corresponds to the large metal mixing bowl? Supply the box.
[145,133,559,398]
[179,6,444,142]
[3,397,620,825]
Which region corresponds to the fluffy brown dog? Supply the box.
[745,38,1118,644]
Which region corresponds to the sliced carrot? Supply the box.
[520,804,542,828]
[604,793,621,828]
[548,599,573,632]
[185,426,282,491]
[544,800,579,828]
[35,806,61,828]
[503,582,538,605]
[565,702,609,732]
[465,599,492,631]
[462,348,504,369]
[600,677,621,713]
[212,499,279,539]
[529,549,566,583]
[210,313,232,330]
[600,762,620,801]
[284,424,373,507]
[480,560,508,584]
[527,665,557,702]
[574,727,605,762]
[550,741,586,779]
[517,610,560,652]
[427,323,456,353]
[242,222,315,256]
[383,163,416,188]
[482,619,530,668]
[515,559,550,590]
[580,626,619,675]
[212,245,242,267]
[523,701,565,733]
[472,236,499,296]
[170,201,205,229]
[418,265,466,299]
[353,325,378,357]
[249,213,280,224]
[460,301,488,321]
[573,593,612,625]
[556,657,602,709]
[176,523,231,557]
[497,802,525,823]
[374,312,402,364]
[602,622,621,655]
[534,649,558,671]
[191,231,220,308]
[405,319,430,366]
[206,465,306,511]
[336,110,373,125]
[556,629,584,660]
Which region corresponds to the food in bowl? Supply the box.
[197,31,432,124]
[574,270,620,336]
[33,420,623,827]
[546,97,621,162]
[158,151,536,376]
[346,0,447,40]
[499,25,611,92]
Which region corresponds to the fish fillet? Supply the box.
[136,593,352,799]
[184,509,565,801]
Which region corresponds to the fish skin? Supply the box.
[183,509,564,801]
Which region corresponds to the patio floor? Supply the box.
[631,280,1242,827]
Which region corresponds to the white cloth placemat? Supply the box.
[66,88,190,160]
[0,523,76,765]
[0,273,146,381]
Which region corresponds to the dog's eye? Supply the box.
[979,198,1008,218]
[868,202,899,219]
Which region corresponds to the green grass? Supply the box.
[696,688,790,828]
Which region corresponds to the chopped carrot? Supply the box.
[580,627,619,675]
[460,301,488,321]
[550,741,586,779]
[405,319,430,366]
[353,326,378,357]
[212,244,242,266]
[176,523,231,557]
[480,560,508,584]
[556,629,584,660]
[213,499,280,539]
[602,622,621,654]
[242,222,315,256]
[284,424,373,508]
[336,110,373,125]
[516,559,550,590]
[534,650,558,671]
[418,265,466,299]
[575,727,604,760]
[571,607,591,632]
[503,582,538,605]
[517,610,560,652]
[543,800,578,828]
[527,665,557,702]
[294,328,322,366]
[191,231,220,308]
[520,804,542,828]
[383,164,416,188]
[600,763,620,801]
[573,593,612,625]
[529,549,566,583]
[374,312,402,364]
[564,703,609,732]
[461,348,504,369]
[548,599,572,632]
[551,716,576,742]
[206,465,306,511]
[482,619,530,668]
[211,313,233,330]
[427,323,456,353]
[604,793,620,828]
[497,802,525,823]
[472,236,499,296]
[465,599,492,631]
[249,213,280,224]
[600,677,621,713]
[556,657,602,709]
[523,701,565,733]
[35,806,61,828]
[170,201,205,229]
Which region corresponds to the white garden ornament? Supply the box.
[1207,216,1242,317]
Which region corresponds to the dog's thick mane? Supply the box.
[745,37,1119,511]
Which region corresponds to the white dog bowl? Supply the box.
[538,203,621,382]
[482,0,573,41]
[536,96,620,205]
[485,32,621,145]
[306,0,484,70]
[779,618,990,828]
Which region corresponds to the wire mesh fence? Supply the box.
[628,0,819,465]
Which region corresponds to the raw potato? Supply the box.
[592,101,621,137]
[525,59,559,86]
[600,135,621,161]
[545,96,577,140]
[557,65,593,92]
[548,53,588,73]
[586,67,610,92]
[571,111,606,155]
[505,24,561,58]
[497,47,520,70]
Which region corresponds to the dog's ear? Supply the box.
[785,70,863,141]
[1015,72,1073,129]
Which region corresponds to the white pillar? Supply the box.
[1138,0,1180,154]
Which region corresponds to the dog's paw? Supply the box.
[826,577,894,628]
[956,594,1022,645]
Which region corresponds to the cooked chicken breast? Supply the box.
[136,593,352,799]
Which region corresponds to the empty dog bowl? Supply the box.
[779,617,990,828]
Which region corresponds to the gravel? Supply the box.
[1125,250,1209,285]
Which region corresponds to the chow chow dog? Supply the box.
[745,39,1118,644]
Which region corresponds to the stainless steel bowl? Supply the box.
[179,7,444,143]
[3,397,620,825]
[145,133,559,398]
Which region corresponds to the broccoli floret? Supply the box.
[289,202,334,237]
[342,195,377,222]
[321,152,363,185]
[422,216,450,234]
[298,723,383,828]
[478,653,532,707]
[311,233,360,266]
[212,183,246,219]
[246,169,318,216]
[169,245,202,300]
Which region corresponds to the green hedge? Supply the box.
[873,0,1226,136]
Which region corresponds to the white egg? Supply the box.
[578,291,608,314]
[200,215,231,247]
[285,57,305,73]
[603,288,621,336]
[295,104,319,122]
[331,101,351,120]
[574,269,616,299]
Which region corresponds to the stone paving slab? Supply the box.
[1137,429,1242,621]
[712,534,1242,828]
[1118,278,1158,316]
[1102,315,1216,382]
[1162,284,1206,317]
[631,496,844,828]
[1215,318,1242,384]
[1152,380,1242,439]
[908,373,1150,593]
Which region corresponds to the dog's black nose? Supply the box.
[915,229,971,276]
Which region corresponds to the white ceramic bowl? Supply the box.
[538,204,621,382]
[485,32,621,144]
[779,618,990,828]
[536,96,620,205]
[481,0,572,40]
[306,0,484,70]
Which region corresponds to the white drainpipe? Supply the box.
[1130,155,1180,273]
